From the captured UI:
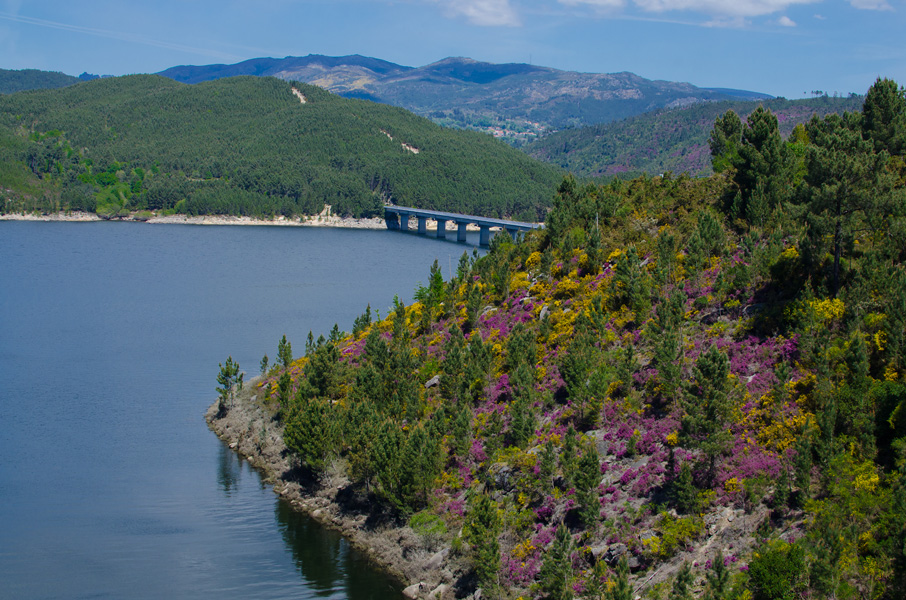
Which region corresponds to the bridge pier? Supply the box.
[479,225,491,247]
[456,221,468,243]
[383,206,541,246]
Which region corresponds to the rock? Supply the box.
[639,530,657,542]
[426,548,449,570]
[403,582,428,599]
[480,306,497,318]
[589,544,608,561]
[627,555,641,570]
[428,583,450,599]
[424,375,441,389]
[604,543,628,565]
[489,463,515,492]
[539,305,550,321]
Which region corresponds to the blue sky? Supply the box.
[0,0,903,99]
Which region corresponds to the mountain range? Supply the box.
[156,55,771,140]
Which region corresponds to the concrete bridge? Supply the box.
[384,206,542,246]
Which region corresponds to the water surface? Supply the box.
[0,221,473,599]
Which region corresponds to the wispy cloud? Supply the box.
[848,0,893,10]
[778,15,797,25]
[439,0,522,25]
[0,11,242,61]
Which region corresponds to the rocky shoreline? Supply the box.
[205,379,461,600]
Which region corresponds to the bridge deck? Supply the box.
[383,206,542,231]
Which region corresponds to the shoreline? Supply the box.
[205,380,459,600]
[0,211,388,230]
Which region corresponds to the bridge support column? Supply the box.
[456,221,468,243]
[385,213,400,230]
[435,219,447,239]
[479,225,491,247]
[399,213,410,232]
[417,216,427,235]
[506,227,518,242]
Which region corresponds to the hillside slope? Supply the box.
[0,75,561,220]
[525,95,863,177]
[0,68,80,95]
[226,81,906,598]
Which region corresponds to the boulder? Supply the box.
[424,375,441,389]
[403,582,428,599]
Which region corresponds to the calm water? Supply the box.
[0,221,478,599]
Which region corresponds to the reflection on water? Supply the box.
[218,442,242,496]
[276,500,403,600]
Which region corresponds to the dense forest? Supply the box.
[0,68,79,95]
[0,75,562,221]
[525,95,863,179]
[222,78,906,599]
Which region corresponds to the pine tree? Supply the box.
[465,494,501,593]
[680,345,733,484]
[576,443,601,529]
[709,109,742,173]
[704,550,731,600]
[607,555,633,600]
[278,334,293,368]
[216,355,240,412]
[669,562,694,600]
[539,523,574,600]
[731,105,790,227]
[862,77,906,156]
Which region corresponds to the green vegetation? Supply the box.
[0,68,79,95]
[525,94,863,178]
[0,75,561,220]
[232,77,906,598]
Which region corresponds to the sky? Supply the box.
[0,0,904,99]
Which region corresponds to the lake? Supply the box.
[0,221,479,599]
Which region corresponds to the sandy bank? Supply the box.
[205,382,463,599]
[0,211,387,230]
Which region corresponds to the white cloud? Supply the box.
[559,0,627,8]
[630,1,820,18]
[777,15,797,25]
[848,0,893,10]
[440,0,521,26]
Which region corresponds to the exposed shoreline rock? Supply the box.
[205,380,463,598]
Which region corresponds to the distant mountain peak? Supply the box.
[155,54,773,136]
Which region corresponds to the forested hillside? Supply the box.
[226,78,906,599]
[526,95,863,178]
[0,75,561,220]
[0,68,79,94]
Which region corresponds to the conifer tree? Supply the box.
[539,523,574,600]
[278,334,293,368]
[680,345,733,484]
[709,109,742,173]
[669,562,694,600]
[465,494,501,593]
[607,555,633,600]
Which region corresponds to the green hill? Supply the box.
[224,79,906,599]
[525,95,863,178]
[0,68,79,95]
[0,75,562,220]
